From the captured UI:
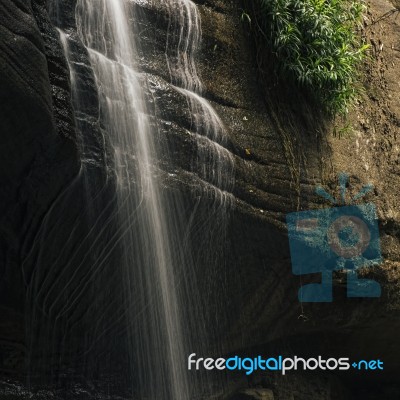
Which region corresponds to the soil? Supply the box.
[328,0,400,215]
[326,0,400,309]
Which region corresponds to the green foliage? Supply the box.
[257,0,369,115]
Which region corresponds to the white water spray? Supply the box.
[51,0,234,398]
[75,1,189,398]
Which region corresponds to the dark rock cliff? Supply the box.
[193,1,400,398]
[0,0,399,398]
[0,0,79,375]
[0,0,127,386]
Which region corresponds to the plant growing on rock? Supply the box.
[257,0,369,115]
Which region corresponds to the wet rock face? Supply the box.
[0,0,79,374]
[136,0,400,396]
[0,0,122,382]
[0,0,399,397]
[190,1,400,397]
[0,0,294,387]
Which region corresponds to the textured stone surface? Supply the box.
[0,0,79,376]
[119,1,400,396]
[0,0,125,384]
[0,0,399,398]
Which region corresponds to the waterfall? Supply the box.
[162,1,235,368]
[163,0,234,200]
[74,1,190,398]
[48,0,234,398]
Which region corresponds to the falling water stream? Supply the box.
[51,0,234,398]
[163,0,234,201]
[75,1,191,398]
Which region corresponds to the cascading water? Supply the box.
[75,1,190,398]
[163,0,234,202]
[162,1,235,366]
[48,0,234,398]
